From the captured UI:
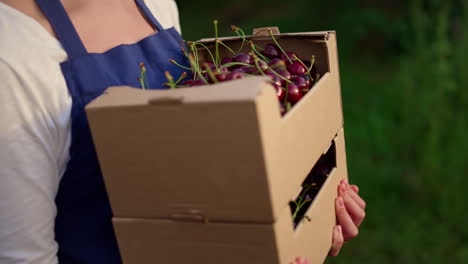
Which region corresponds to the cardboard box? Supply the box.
[112,129,348,264]
[86,30,344,224]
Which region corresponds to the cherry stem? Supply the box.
[219,62,253,70]
[291,184,314,221]
[283,83,289,105]
[190,44,204,81]
[265,64,293,85]
[293,54,314,80]
[180,40,189,58]
[188,53,198,80]
[169,59,192,70]
[198,70,209,85]
[217,40,236,55]
[252,54,267,76]
[138,77,145,90]
[249,40,270,62]
[139,62,148,90]
[268,28,292,64]
[190,41,217,69]
[174,72,188,86]
[232,25,247,54]
[203,63,218,83]
[292,198,313,220]
[307,55,315,76]
[164,71,176,89]
[214,20,221,66]
[286,101,292,111]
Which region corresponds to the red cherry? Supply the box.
[192,79,206,86]
[181,79,195,86]
[288,62,307,75]
[216,72,229,82]
[280,103,287,115]
[233,53,252,64]
[255,60,269,72]
[291,76,308,89]
[239,66,254,74]
[297,74,312,86]
[263,44,280,59]
[221,57,233,65]
[277,69,292,85]
[287,83,302,103]
[281,52,299,64]
[267,73,282,88]
[227,69,246,80]
[268,58,287,70]
[276,85,285,101]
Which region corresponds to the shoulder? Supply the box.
[0,2,65,60]
[0,2,68,99]
[144,0,182,33]
[0,3,71,173]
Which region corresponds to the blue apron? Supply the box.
[35,0,189,263]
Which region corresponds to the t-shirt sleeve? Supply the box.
[0,59,60,264]
[145,0,182,34]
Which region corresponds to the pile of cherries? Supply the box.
[158,26,319,115]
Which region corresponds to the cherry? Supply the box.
[287,83,302,103]
[277,69,292,81]
[191,79,206,87]
[233,53,252,64]
[288,62,307,75]
[221,57,233,65]
[262,44,280,59]
[268,58,287,70]
[239,66,254,74]
[297,74,312,86]
[216,72,229,82]
[227,69,246,80]
[275,85,285,101]
[217,66,229,73]
[280,103,286,115]
[291,76,308,89]
[281,52,299,64]
[255,59,269,72]
[267,73,282,88]
[181,79,195,86]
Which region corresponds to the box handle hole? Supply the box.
[290,140,337,228]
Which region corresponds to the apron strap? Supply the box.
[135,0,164,32]
[35,0,88,59]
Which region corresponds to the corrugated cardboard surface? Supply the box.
[113,129,347,264]
[85,32,344,223]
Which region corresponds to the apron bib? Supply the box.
[35,0,189,263]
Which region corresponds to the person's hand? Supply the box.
[329,179,366,256]
[289,256,310,264]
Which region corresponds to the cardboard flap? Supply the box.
[198,31,332,43]
[86,76,272,110]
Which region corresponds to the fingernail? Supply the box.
[338,197,344,208]
[340,185,346,194]
[344,178,349,186]
[337,225,342,233]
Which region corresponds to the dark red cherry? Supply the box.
[287,83,302,103]
[262,44,280,59]
[227,69,246,80]
[288,62,307,75]
[268,58,287,70]
[233,53,252,64]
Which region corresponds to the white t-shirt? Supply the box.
[0,1,181,263]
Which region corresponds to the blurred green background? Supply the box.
[177,0,468,263]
